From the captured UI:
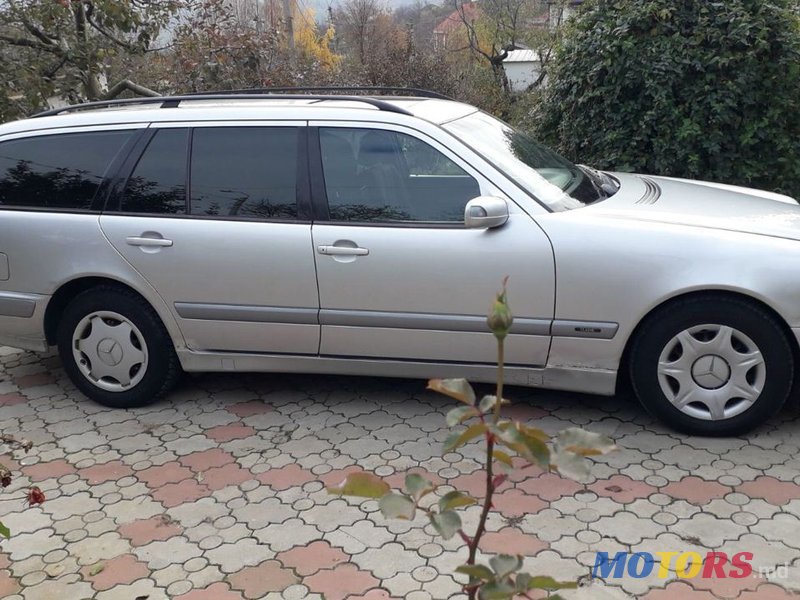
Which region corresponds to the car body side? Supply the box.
[1,102,799,398]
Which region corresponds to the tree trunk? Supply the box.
[72,1,103,101]
[490,58,511,97]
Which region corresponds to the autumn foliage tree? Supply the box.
[293,7,340,72]
[0,0,182,118]
[160,0,338,93]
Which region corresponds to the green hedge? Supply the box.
[532,0,800,198]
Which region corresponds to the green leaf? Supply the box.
[479,395,498,413]
[492,449,514,468]
[497,424,550,468]
[489,554,522,578]
[439,490,477,512]
[88,562,105,576]
[518,574,578,590]
[427,378,476,405]
[478,580,516,600]
[446,405,479,427]
[515,572,532,592]
[0,521,9,539]
[480,396,512,414]
[498,421,549,443]
[443,422,487,452]
[403,474,435,502]
[430,510,462,540]
[556,427,616,456]
[455,563,495,582]
[379,493,416,520]
[550,447,591,482]
[327,472,390,499]
[549,420,615,485]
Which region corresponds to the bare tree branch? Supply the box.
[103,79,161,100]
[0,33,61,54]
[43,56,69,79]
[85,9,142,52]
[7,0,60,48]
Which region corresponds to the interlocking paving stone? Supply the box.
[2,347,800,598]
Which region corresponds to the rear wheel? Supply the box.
[57,286,181,408]
[630,296,793,436]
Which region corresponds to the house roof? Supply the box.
[433,2,481,35]
[503,49,542,63]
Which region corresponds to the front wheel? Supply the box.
[57,286,181,408]
[629,296,793,436]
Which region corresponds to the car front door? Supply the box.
[100,122,320,354]
[310,122,555,366]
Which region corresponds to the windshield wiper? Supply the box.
[578,164,619,198]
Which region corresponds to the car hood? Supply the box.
[586,172,800,241]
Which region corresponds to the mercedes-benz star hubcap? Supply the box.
[72,311,148,392]
[657,325,765,421]
[691,355,731,390]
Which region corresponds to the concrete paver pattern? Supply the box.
[1,346,800,599]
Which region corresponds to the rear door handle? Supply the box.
[317,245,369,256]
[126,236,173,247]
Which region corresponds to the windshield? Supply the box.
[444,111,614,211]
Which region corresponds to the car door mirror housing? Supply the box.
[464,196,509,229]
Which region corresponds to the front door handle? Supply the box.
[126,236,173,248]
[317,245,369,256]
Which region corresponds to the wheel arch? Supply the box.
[616,289,800,392]
[44,276,174,347]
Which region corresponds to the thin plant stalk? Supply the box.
[465,335,506,599]
[494,338,504,424]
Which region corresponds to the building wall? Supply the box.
[505,61,543,92]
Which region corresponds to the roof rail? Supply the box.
[30,93,416,119]
[193,87,454,100]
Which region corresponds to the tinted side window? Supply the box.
[190,127,298,219]
[319,128,480,223]
[0,130,132,210]
[122,129,188,214]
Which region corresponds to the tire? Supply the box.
[57,285,181,408]
[629,296,793,436]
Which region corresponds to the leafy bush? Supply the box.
[532,0,800,198]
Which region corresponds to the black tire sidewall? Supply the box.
[630,298,793,436]
[57,287,176,409]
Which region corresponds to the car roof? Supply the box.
[0,96,479,138]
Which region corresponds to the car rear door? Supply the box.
[309,122,555,366]
[100,121,320,354]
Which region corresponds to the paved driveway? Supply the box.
[0,345,799,599]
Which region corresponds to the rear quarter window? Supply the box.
[190,127,299,219]
[121,128,188,214]
[0,130,132,210]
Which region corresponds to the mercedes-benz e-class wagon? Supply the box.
[1,90,798,436]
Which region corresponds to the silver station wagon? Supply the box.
[1,89,799,436]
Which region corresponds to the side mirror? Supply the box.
[464,196,509,229]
